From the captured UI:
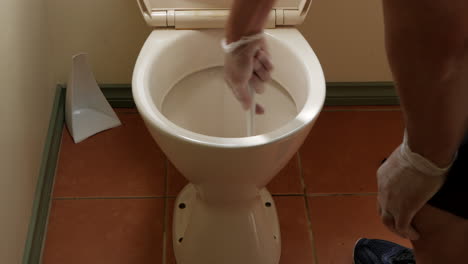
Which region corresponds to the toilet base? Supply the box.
[173,184,281,264]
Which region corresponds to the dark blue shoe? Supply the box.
[353,238,415,264]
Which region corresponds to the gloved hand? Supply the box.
[377,133,454,240]
[222,33,273,113]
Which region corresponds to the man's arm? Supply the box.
[383,0,468,166]
[223,0,276,112]
[400,79,467,167]
[226,0,276,43]
[377,0,468,241]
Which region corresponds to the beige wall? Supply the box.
[48,0,392,84]
[299,0,392,82]
[0,0,54,262]
[47,0,151,84]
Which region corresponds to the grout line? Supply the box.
[307,192,378,197]
[297,151,319,264]
[303,195,319,264]
[162,200,169,264]
[297,152,307,194]
[53,196,167,200]
[52,194,311,201]
[162,226,168,264]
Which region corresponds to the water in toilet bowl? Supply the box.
[161,66,297,138]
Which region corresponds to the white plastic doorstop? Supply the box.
[65,53,121,143]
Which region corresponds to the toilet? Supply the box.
[132,1,325,263]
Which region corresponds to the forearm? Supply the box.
[399,78,468,167]
[383,0,468,167]
[226,0,276,43]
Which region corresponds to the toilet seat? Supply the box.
[137,0,313,28]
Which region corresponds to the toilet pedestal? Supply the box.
[173,184,281,264]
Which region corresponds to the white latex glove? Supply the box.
[222,33,273,113]
[377,134,454,240]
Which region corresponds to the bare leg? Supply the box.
[412,205,468,263]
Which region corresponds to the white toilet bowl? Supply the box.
[133,2,325,264]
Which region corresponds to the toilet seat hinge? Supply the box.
[141,8,309,29]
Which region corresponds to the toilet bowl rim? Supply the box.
[132,29,326,148]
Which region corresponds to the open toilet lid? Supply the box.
[137,0,312,28]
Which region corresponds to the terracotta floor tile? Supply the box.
[165,198,176,264]
[276,196,316,264]
[42,198,165,264]
[308,195,411,264]
[165,196,314,264]
[114,108,139,113]
[166,163,187,197]
[167,154,303,197]
[53,113,166,198]
[301,111,404,194]
[267,154,303,194]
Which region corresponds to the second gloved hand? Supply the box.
[222,33,273,113]
[377,134,454,240]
